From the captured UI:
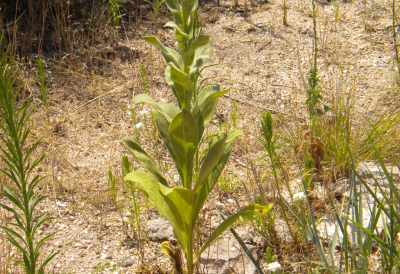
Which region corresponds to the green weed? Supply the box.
[0,34,60,274]
[119,0,272,272]
[37,59,50,108]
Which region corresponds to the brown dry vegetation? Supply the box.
[1,0,400,273]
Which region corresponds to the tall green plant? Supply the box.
[0,35,59,273]
[306,0,330,141]
[119,0,272,272]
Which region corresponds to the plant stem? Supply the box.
[392,0,400,79]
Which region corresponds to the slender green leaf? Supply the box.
[143,36,182,68]
[192,129,242,224]
[215,207,265,274]
[164,21,189,44]
[120,139,168,186]
[198,204,272,257]
[195,134,227,190]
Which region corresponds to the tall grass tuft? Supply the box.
[0,34,59,273]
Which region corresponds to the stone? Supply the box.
[357,161,399,187]
[121,257,135,267]
[146,218,174,242]
[199,238,259,274]
[101,253,112,260]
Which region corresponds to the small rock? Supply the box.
[200,239,258,274]
[56,264,61,268]
[121,257,135,267]
[101,253,112,260]
[146,218,174,242]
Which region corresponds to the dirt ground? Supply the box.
[0,0,398,273]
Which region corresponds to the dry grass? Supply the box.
[1,0,400,273]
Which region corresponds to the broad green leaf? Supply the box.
[198,204,272,257]
[164,21,189,44]
[120,139,168,186]
[159,184,194,253]
[194,85,231,111]
[165,0,183,26]
[152,107,183,181]
[165,66,190,109]
[169,109,199,188]
[166,63,192,109]
[192,129,242,224]
[142,36,159,46]
[124,170,186,248]
[132,94,177,123]
[142,36,182,68]
[189,38,212,80]
[183,35,210,68]
[193,85,231,138]
[182,0,198,26]
[169,63,192,91]
[195,134,227,190]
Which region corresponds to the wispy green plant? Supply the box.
[119,0,272,272]
[107,0,124,27]
[230,100,240,128]
[140,64,149,94]
[332,0,340,22]
[258,111,295,240]
[121,155,147,257]
[0,35,59,274]
[145,0,166,36]
[260,111,333,271]
[339,125,400,273]
[37,59,50,108]
[108,165,126,233]
[306,0,330,142]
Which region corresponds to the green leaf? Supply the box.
[189,38,212,80]
[165,63,193,109]
[181,0,198,26]
[215,207,265,274]
[143,36,183,68]
[198,204,272,257]
[152,107,183,180]
[169,109,199,188]
[192,129,242,224]
[0,225,27,247]
[195,134,227,190]
[124,170,186,249]
[183,35,210,68]
[132,94,178,123]
[193,85,231,138]
[164,0,183,26]
[37,249,61,274]
[164,21,189,44]
[159,184,194,252]
[142,36,159,46]
[120,139,168,186]
[1,187,24,212]
[348,217,393,251]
